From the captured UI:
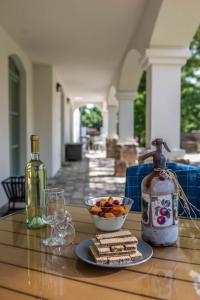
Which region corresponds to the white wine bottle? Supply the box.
[25,135,47,229]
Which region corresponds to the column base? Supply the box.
[117,138,138,146]
[106,138,118,158]
[114,143,139,177]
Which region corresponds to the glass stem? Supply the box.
[50,226,57,240]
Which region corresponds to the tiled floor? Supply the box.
[48,151,126,206]
[47,151,200,207]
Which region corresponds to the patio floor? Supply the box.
[48,151,126,206]
[47,151,200,207]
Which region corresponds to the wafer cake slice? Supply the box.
[108,251,142,264]
[89,245,142,264]
[99,236,138,246]
[96,230,132,241]
[93,240,137,256]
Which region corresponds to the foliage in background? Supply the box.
[134,26,200,146]
[134,72,146,147]
[181,26,200,132]
[80,106,103,131]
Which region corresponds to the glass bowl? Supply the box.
[84,196,134,231]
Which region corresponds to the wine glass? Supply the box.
[55,209,75,246]
[42,188,68,246]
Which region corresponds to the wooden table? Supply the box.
[0,206,200,300]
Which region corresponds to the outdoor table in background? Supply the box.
[0,206,199,300]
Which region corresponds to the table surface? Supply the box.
[0,207,200,300]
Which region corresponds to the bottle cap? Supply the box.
[31,135,39,153]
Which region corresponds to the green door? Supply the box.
[9,57,21,176]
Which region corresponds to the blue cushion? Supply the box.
[125,163,200,218]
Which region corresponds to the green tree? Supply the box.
[80,106,103,131]
[181,26,200,132]
[134,72,146,147]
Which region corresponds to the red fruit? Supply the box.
[113,200,120,206]
[160,208,168,216]
[96,201,101,207]
[104,202,113,208]
[157,215,165,225]
[98,211,105,217]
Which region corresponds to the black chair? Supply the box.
[1,176,25,209]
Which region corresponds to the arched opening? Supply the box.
[73,104,103,150]
[8,55,26,175]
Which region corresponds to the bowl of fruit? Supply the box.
[85,196,134,231]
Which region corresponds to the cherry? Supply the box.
[113,200,120,206]
[104,202,113,208]
[157,215,165,225]
[98,211,105,217]
[160,208,168,216]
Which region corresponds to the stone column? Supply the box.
[114,92,138,176]
[106,105,118,158]
[141,48,190,159]
[108,105,118,140]
[117,91,137,144]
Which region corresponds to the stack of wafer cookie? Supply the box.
[89,230,142,264]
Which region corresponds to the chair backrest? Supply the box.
[1,176,25,203]
[125,163,200,218]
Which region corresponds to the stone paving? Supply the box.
[48,151,125,206]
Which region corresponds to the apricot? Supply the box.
[104,212,115,218]
[124,206,129,214]
[110,207,121,217]
[118,206,126,214]
[90,206,102,215]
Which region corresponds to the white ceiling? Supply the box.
[0,0,147,103]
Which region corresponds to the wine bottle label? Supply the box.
[141,193,150,224]
[151,194,173,227]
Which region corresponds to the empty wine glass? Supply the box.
[55,209,75,245]
[42,188,68,246]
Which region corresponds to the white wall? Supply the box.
[0,25,68,207]
[33,64,53,176]
[33,65,64,176]
[52,69,62,174]
[0,25,34,205]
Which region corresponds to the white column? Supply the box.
[107,105,118,139]
[101,110,108,137]
[141,48,190,158]
[117,91,137,144]
[73,108,80,142]
[64,98,71,143]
